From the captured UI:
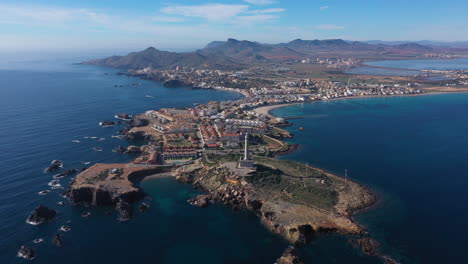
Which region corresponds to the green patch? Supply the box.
[251,157,338,210]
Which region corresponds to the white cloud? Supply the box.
[161,4,249,21]
[0,4,84,23]
[250,8,286,14]
[243,0,277,5]
[320,6,330,11]
[0,3,289,51]
[316,24,345,30]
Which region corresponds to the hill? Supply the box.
[82,38,437,70]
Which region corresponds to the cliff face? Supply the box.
[67,164,163,219]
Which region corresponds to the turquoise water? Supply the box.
[347,57,468,77]
[272,94,468,263]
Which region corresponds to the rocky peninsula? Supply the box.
[66,102,377,260]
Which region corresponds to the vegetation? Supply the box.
[252,157,338,210]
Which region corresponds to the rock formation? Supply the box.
[99,121,116,127]
[275,247,304,264]
[67,164,164,220]
[17,245,36,260]
[53,233,63,247]
[26,205,56,225]
[116,200,133,221]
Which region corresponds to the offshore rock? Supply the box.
[139,202,150,213]
[350,237,378,256]
[116,113,131,120]
[99,121,116,127]
[113,146,126,153]
[275,247,304,264]
[45,160,63,172]
[188,194,210,208]
[17,245,36,260]
[26,205,56,225]
[55,169,78,178]
[53,233,63,247]
[116,200,133,221]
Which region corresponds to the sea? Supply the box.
[273,93,468,263]
[0,56,467,263]
[346,57,468,77]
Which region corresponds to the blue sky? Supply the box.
[1,0,468,52]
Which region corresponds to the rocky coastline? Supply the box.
[66,163,167,220]
[61,101,381,262]
[25,79,384,262]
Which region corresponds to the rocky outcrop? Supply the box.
[188,194,210,208]
[116,113,131,120]
[26,205,56,225]
[54,169,78,179]
[45,160,63,172]
[53,233,63,247]
[125,146,142,154]
[124,131,147,141]
[99,121,116,127]
[113,146,126,153]
[67,164,164,220]
[275,247,304,264]
[177,161,374,246]
[17,245,36,260]
[116,200,133,221]
[350,237,378,256]
[139,202,150,213]
[128,117,149,127]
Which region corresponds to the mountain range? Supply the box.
[82,38,446,70]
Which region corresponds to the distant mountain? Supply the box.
[393,43,433,51]
[82,38,439,70]
[284,39,351,49]
[82,46,242,70]
[280,39,435,53]
[364,40,468,48]
[199,38,303,60]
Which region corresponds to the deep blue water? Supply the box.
[273,93,468,263]
[3,57,467,264]
[0,59,296,263]
[346,57,468,77]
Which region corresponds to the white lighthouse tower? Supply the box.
[239,133,255,169]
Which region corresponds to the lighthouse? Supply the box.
[244,133,249,161]
[238,133,255,169]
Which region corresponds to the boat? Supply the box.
[299,127,305,131]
